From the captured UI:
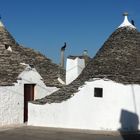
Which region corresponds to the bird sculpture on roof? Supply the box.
[131,20,135,26]
[61,42,67,51]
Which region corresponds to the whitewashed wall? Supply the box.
[0,85,23,126]
[0,67,58,126]
[28,79,140,131]
[66,58,85,85]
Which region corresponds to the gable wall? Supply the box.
[28,79,140,131]
[18,68,58,99]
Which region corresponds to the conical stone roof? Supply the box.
[0,21,65,87]
[35,14,140,104]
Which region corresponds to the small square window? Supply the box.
[94,88,103,98]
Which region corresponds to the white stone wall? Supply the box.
[0,85,23,126]
[28,79,140,131]
[66,58,85,85]
[0,67,58,126]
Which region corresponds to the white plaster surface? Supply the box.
[0,67,58,126]
[28,79,140,131]
[6,46,12,52]
[66,58,85,85]
[57,77,65,85]
[0,85,23,126]
[0,21,4,27]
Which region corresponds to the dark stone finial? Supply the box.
[123,12,128,16]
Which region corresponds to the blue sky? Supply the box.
[0,0,140,64]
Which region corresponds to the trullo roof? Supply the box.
[35,13,140,104]
[0,21,65,87]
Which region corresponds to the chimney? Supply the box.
[66,56,85,85]
[83,50,88,65]
[83,49,88,56]
[60,42,66,68]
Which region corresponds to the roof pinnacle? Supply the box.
[0,16,4,27]
[123,12,128,16]
[118,12,136,29]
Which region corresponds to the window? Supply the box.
[94,88,103,98]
